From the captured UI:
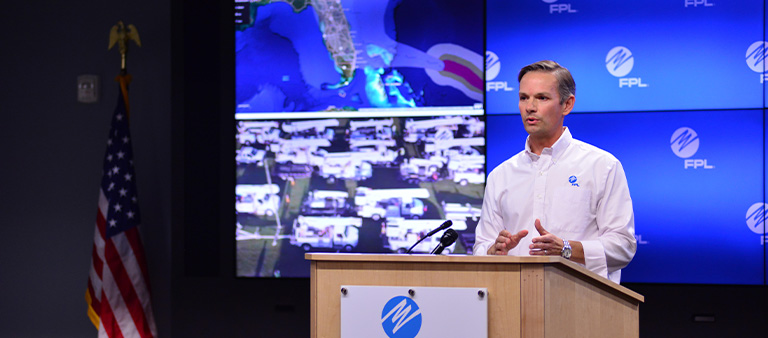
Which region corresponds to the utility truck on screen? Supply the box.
[354,187,430,221]
[236,121,281,144]
[348,118,395,142]
[322,145,400,168]
[442,201,482,221]
[235,146,266,166]
[281,119,338,140]
[318,160,373,184]
[290,216,361,251]
[300,190,353,217]
[383,217,467,254]
[235,184,280,217]
[272,139,331,166]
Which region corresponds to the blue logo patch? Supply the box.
[569,175,579,187]
[381,296,422,338]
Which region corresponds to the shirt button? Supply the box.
[537,194,542,199]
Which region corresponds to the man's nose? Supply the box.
[525,98,536,112]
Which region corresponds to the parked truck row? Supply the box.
[236,116,486,186]
[236,184,480,253]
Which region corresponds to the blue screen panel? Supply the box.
[486,0,763,113]
[487,110,764,284]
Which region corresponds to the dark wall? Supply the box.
[0,1,765,338]
[169,1,310,336]
[0,1,171,337]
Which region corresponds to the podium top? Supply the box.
[306,253,643,302]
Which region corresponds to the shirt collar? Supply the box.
[524,127,573,163]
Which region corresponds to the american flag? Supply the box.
[86,75,157,338]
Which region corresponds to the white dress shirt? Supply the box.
[473,128,636,283]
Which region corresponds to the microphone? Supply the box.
[430,229,459,255]
[405,220,453,254]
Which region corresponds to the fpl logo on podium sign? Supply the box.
[670,127,714,169]
[606,46,648,88]
[745,203,767,244]
[381,296,422,338]
[745,41,768,83]
[542,0,577,14]
[485,51,513,92]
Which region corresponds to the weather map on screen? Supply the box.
[235,0,484,114]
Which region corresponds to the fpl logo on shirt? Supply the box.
[745,41,768,83]
[745,203,767,245]
[542,0,577,14]
[670,127,714,169]
[485,51,513,92]
[381,296,422,338]
[605,46,649,88]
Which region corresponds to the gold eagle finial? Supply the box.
[108,21,141,71]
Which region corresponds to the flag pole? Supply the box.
[108,21,141,116]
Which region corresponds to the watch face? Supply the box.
[562,240,572,259]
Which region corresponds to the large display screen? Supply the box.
[234,0,485,278]
[485,0,764,113]
[236,115,485,277]
[485,0,767,285]
[488,111,765,285]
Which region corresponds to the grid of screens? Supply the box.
[487,0,767,285]
[234,0,485,277]
[234,0,768,284]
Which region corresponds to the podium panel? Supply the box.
[308,254,643,338]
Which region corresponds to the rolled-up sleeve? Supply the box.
[584,160,636,282]
[473,169,505,256]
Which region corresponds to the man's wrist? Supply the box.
[561,239,572,259]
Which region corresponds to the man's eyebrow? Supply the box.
[519,91,551,96]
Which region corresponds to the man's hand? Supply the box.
[529,219,564,256]
[487,229,529,255]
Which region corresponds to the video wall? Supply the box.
[234,0,484,277]
[234,0,767,284]
[487,0,767,285]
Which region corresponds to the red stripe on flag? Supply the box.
[105,237,153,338]
[87,280,100,312]
[100,289,125,338]
[124,227,151,294]
[96,208,107,239]
[92,244,103,278]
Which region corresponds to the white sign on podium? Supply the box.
[340,285,488,338]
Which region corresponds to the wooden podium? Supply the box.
[308,253,643,338]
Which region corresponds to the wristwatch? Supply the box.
[561,240,572,260]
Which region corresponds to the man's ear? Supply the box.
[561,95,575,117]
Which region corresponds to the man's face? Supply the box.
[518,71,574,140]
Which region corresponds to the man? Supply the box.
[473,60,636,283]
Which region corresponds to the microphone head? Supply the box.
[440,219,453,230]
[439,229,459,246]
